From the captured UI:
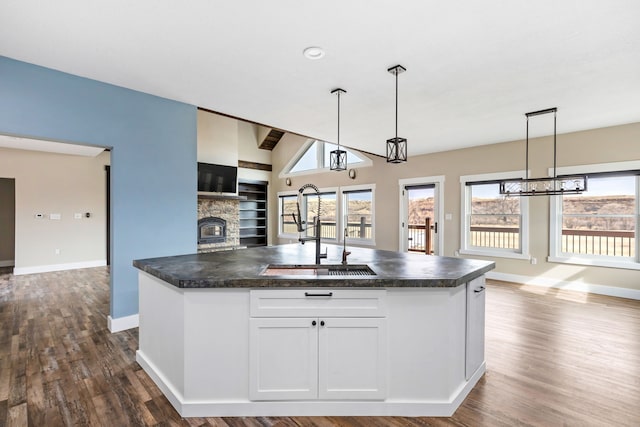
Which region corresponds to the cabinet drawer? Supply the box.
[250,289,387,317]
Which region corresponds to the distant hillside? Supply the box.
[286,195,635,230]
[408,198,434,224]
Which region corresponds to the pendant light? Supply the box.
[386,64,407,163]
[499,108,587,196]
[329,88,347,171]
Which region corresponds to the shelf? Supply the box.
[238,180,268,248]
[198,193,247,201]
[238,189,265,194]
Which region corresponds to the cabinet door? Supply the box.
[249,318,318,400]
[465,276,486,380]
[318,318,387,400]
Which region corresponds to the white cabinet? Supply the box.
[249,318,318,400]
[318,317,387,400]
[249,289,387,401]
[465,276,486,379]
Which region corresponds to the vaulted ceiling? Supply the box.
[1,1,639,157]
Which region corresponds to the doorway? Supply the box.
[0,177,16,271]
[399,176,444,255]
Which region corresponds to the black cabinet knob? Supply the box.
[312,320,317,326]
[320,320,325,326]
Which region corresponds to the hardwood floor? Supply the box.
[1,267,639,426]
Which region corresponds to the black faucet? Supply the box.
[291,184,327,265]
[342,227,351,265]
[298,216,327,264]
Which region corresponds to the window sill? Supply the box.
[459,249,530,260]
[278,233,298,240]
[345,239,376,247]
[547,256,640,271]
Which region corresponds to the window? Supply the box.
[550,165,639,269]
[278,193,298,237]
[278,185,375,244]
[460,172,529,259]
[342,185,375,245]
[277,189,338,241]
[303,191,337,240]
[282,140,371,176]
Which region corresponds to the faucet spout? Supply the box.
[294,184,326,265]
[342,227,351,265]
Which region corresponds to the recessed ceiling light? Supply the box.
[303,46,325,60]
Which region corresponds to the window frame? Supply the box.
[279,139,372,178]
[548,161,640,270]
[459,171,530,260]
[302,188,339,242]
[340,184,376,246]
[277,190,300,239]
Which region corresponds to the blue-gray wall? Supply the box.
[0,56,197,319]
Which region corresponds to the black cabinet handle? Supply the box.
[312,320,317,326]
[320,320,325,326]
[474,286,485,293]
[305,292,333,297]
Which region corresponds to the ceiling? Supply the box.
[0,134,105,157]
[1,1,639,157]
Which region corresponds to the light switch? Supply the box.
[445,213,453,220]
[74,213,82,219]
[49,213,61,220]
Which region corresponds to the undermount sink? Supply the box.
[261,264,376,277]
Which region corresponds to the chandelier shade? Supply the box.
[499,107,588,196]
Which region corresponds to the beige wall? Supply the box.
[0,148,109,271]
[271,122,640,292]
[0,177,15,265]
[197,110,272,183]
[197,110,239,167]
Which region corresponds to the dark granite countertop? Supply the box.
[133,244,495,289]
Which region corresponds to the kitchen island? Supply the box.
[133,244,494,417]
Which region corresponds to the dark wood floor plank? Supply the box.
[1,268,639,426]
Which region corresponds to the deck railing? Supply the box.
[282,219,372,240]
[465,226,635,257]
[284,221,635,257]
[407,219,434,254]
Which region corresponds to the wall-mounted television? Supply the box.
[197,162,237,194]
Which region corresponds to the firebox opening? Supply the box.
[198,217,227,244]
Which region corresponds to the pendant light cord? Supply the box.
[337,90,341,149]
[395,70,399,139]
[525,115,529,181]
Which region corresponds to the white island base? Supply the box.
[136,271,486,417]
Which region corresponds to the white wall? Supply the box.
[0,148,109,273]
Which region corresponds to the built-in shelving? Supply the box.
[238,180,268,247]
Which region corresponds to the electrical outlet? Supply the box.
[74,213,82,219]
[55,248,60,255]
[445,213,453,220]
[49,213,61,220]
[35,213,44,219]
[530,257,537,265]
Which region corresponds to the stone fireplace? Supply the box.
[197,196,240,252]
[198,217,226,244]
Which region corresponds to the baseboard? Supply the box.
[136,350,484,418]
[108,313,139,333]
[13,259,106,275]
[487,271,640,301]
[0,259,14,267]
